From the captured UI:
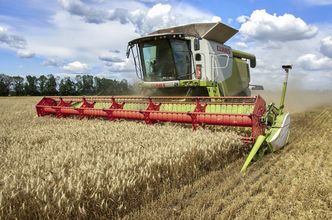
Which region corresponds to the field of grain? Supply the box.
[0,97,246,219]
[0,93,331,219]
[126,104,332,219]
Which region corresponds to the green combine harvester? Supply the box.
[36,22,291,172]
[128,22,256,97]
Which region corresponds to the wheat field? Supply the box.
[1,95,331,219]
[126,106,332,219]
[0,97,247,219]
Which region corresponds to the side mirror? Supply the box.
[194,38,200,51]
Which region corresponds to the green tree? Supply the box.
[12,76,25,96]
[24,75,39,96]
[0,74,12,96]
[45,74,58,95]
[75,75,83,95]
[94,77,108,95]
[59,77,76,95]
[93,77,132,95]
[119,79,129,95]
[82,75,95,95]
[38,75,47,95]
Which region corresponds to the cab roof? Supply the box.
[150,22,238,43]
[128,22,238,46]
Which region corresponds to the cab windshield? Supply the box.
[139,39,192,81]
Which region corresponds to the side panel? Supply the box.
[196,39,233,82]
[221,58,250,96]
[207,41,233,82]
[199,40,251,96]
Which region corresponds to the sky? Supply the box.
[0,0,332,90]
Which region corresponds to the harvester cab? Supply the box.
[127,22,256,97]
[36,22,292,172]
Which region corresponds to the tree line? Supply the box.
[0,74,133,96]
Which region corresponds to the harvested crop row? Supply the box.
[0,97,246,219]
[125,107,332,220]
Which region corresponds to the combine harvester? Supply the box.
[36,23,291,172]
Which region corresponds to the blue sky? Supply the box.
[194,0,332,24]
[0,0,332,89]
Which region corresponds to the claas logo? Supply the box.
[154,83,166,88]
[217,45,231,55]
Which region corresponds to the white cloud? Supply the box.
[234,21,332,90]
[211,16,222,23]
[59,0,221,35]
[146,3,171,18]
[238,9,318,42]
[109,49,120,54]
[16,49,35,58]
[99,50,125,63]
[127,3,221,34]
[19,0,223,81]
[132,4,221,34]
[27,11,138,62]
[236,15,249,24]
[103,57,137,82]
[297,54,332,70]
[58,0,112,24]
[63,61,89,73]
[320,36,332,58]
[106,58,135,73]
[262,41,282,49]
[0,26,27,49]
[235,41,248,48]
[42,58,64,67]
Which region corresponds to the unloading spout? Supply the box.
[232,50,256,68]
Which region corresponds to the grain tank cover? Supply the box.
[149,22,238,43]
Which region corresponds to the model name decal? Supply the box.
[154,83,165,88]
[216,45,231,55]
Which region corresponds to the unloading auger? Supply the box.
[35,22,292,171]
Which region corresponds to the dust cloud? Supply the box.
[252,89,332,113]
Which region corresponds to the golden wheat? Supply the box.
[0,97,246,219]
[125,106,332,220]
